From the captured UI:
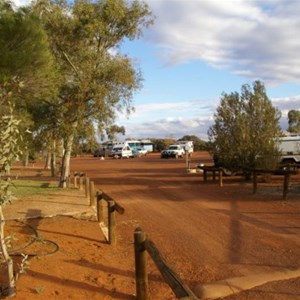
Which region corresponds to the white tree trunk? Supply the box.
[0,206,16,297]
[59,133,74,188]
[44,146,51,170]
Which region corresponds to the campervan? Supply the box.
[176,140,194,155]
[278,135,300,166]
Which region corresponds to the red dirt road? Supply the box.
[3,151,300,299]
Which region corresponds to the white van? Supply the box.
[111,143,133,158]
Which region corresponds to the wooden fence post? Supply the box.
[134,227,148,300]
[79,173,85,190]
[96,191,103,223]
[74,172,78,188]
[203,169,207,182]
[85,177,90,199]
[89,181,95,206]
[218,169,223,187]
[108,200,116,245]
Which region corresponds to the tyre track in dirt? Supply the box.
[71,153,300,299]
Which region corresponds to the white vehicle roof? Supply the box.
[113,143,127,148]
[279,136,300,141]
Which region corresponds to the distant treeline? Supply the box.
[150,135,209,152]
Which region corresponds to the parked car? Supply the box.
[161,145,185,159]
[137,147,148,156]
[111,144,133,158]
[93,143,114,157]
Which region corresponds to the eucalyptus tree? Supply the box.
[208,81,282,175]
[32,0,153,187]
[0,2,59,167]
[0,3,57,295]
[72,120,99,156]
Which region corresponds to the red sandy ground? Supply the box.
[1,151,300,299]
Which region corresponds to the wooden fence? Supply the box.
[96,190,125,245]
[70,172,197,299]
[198,166,299,200]
[134,227,198,300]
[200,166,224,187]
[70,172,125,245]
[250,168,298,200]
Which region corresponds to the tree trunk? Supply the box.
[44,146,51,170]
[59,133,74,188]
[51,139,56,177]
[0,206,16,297]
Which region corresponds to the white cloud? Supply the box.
[119,94,300,140]
[11,0,30,7]
[146,0,300,86]
[121,99,217,122]
[272,95,300,113]
[123,116,213,140]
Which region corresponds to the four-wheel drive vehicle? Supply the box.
[94,145,113,157]
[111,144,133,158]
[161,145,185,159]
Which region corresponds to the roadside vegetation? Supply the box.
[208,80,282,176]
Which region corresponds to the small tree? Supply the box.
[287,110,300,134]
[151,138,176,152]
[0,80,23,297]
[208,81,282,175]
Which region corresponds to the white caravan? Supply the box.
[176,140,194,155]
[278,135,300,165]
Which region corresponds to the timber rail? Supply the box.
[134,227,198,300]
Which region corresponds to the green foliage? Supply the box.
[0,2,59,168]
[30,1,152,119]
[287,110,300,134]
[29,0,153,185]
[208,81,282,172]
[31,0,154,129]
[0,6,59,98]
[0,83,23,205]
[0,82,23,170]
[72,121,99,155]
[106,125,125,141]
[151,138,176,152]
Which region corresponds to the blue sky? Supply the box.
[115,0,300,140]
[13,0,300,141]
